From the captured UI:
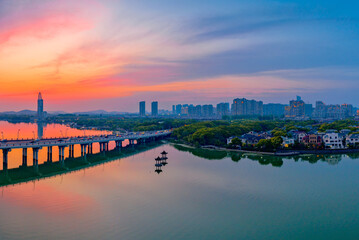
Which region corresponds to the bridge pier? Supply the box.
[88,143,93,154]
[99,142,103,152]
[47,146,53,162]
[58,146,65,163]
[22,148,28,166]
[81,144,87,157]
[100,142,109,152]
[69,145,74,158]
[32,147,40,169]
[2,148,11,170]
[115,140,122,151]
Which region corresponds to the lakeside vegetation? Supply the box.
[173,144,359,167]
[172,120,304,147]
[171,119,359,151]
[46,115,198,132]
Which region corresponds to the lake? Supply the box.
[1,122,359,239]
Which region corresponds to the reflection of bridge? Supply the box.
[0,140,165,187]
[0,130,171,170]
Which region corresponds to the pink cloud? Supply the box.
[0,0,103,47]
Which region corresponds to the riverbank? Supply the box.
[170,140,359,156]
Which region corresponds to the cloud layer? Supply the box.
[0,0,359,111]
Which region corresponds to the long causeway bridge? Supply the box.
[0,130,171,170]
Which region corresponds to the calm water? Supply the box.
[1,122,359,239]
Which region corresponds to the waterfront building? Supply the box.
[231,98,263,116]
[281,137,295,147]
[37,92,44,121]
[346,134,359,146]
[291,131,307,142]
[302,134,323,147]
[323,133,345,149]
[227,136,237,145]
[340,129,351,135]
[239,134,265,145]
[139,101,146,116]
[151,101,158,116]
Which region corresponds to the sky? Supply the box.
[0,0,359,112]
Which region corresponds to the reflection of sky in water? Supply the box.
[1,140,359,239]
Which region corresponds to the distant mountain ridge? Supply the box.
[73,110,130,115]
[1,110,37,115]
[0,110,131,115]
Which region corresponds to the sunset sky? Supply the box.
[1,0,359,112]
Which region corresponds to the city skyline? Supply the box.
[1,92,358,115]
[1,0,359,112]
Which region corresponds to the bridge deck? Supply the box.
[0,130,171,149]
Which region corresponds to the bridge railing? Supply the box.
[0,130,172,148]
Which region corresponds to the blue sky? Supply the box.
[0,0,358,111]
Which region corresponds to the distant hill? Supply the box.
[0,109,132,116]
[48,111,67,115]
[73,110,130,115]
[1,110,36,115]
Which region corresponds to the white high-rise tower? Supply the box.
[37,92,44,122]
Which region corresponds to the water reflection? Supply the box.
[154,151,168,174]
[37,121,44,139]
[173,144,228,160]
[172,144,359,167]
[0,141,164,187]
[3,143,359,239]
[155,157,163,174]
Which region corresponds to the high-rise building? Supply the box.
[175,104,182,115]
[37,92,44,121]
[172,105,176,114]
[139,101,146,116]
[305,104,313,117]
[285,96,305,119]
[202,105,214,117]
[216,103,230,116]
[313,101,354,119]
[188,105,196,116]
[263,103,286,116]
[313,101,327,118]
[151,101,158,116]
[231,98,263,116]
[341,104,353,118]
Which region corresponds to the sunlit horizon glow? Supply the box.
[1,0,359,112]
